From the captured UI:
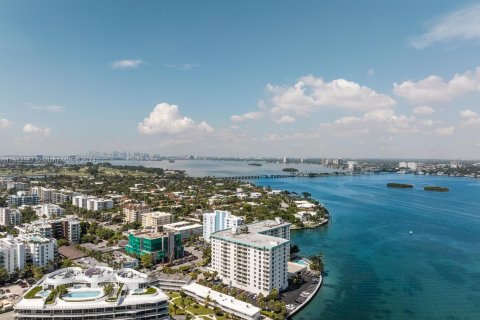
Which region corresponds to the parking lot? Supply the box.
[282,272,321,313]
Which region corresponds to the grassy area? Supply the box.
[24,286,42,299]
[167,292,228,319]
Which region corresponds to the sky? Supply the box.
[1,0,480,159]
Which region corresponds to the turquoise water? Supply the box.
[255,174,480,320]
[37,290,50,298]
[64,290,102,299]
[292,258,308,266]
[110,159,336,177]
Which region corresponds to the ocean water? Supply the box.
[254,174,480,320]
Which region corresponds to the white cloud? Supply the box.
[393,67,480,103]
[276,115,296,124]
[0,118,12,129]
[322,108,453,137]
[230,111,264,122]
[111,59,144,69]
[23,123,51,136]
[163,63,201,70]
[410,4,480,49]
[265,75,396,116]
[322,109,417,135]
[29,105,66,112]
[459,109,477,118]
[412,105,435,115]
[421,119,435,127]
[435,126,455,136]
[459,109,480,126]
[138,103,213,135]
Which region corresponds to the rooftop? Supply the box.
[15,267,166,310]
[242,219,291,234]
[182,283,260,318]
[58,246,86,260]
[211,219,290,249]
[130,231,173,239]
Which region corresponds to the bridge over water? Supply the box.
[220,172,328,180]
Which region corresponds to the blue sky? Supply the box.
[1,0,480,158]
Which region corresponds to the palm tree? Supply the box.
[309,254,324,273]
[172,303,178,315]
[204,294,212,308]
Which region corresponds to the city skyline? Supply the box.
[1,1,480,158]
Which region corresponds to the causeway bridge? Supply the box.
[220,172,328,180]
[221,174,296,180]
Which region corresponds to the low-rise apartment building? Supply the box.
[123,203,151,223]
[7,192,39,207]
[0,208,22,226]
[163,221,203,239]
[141,211,174,231]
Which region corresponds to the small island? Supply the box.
[424,186,450,192]
[248,163,262,166]
[283,167,299,172]
[387,183,414,188]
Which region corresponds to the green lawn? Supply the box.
[167,292,229,319]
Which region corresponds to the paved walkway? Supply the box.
[0,311,13,320]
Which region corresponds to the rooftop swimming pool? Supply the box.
[63,290,103,300]
[37,290,50,298]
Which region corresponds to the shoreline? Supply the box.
[287,273,323,319]
[291,216,330,230]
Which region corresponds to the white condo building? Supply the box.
[0,235,26,274]
[33,204,65,219]
[163,221,203,238]
[347,161,358,170]
[88,198,114,211]
[66,218,81,244]
[210,218,290,295]
[72,195,90,209]
[19,234,56,268]
[14,267,169,320]
[7,192,39,207]
[72,195,113,211]
[203,210,244,242]
[0,208,22,226]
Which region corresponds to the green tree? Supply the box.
[290,244,300,256]
[301,192,311,199]
[61,259,73,268]
[140,254,153,269]
[20,206,38,223]
[57,284,68,297]
[32,266,44,280]
[204,294,212,308]
[0,268,9,284]
[57,239,69,247]
[104,283,114,297]
[172,303,178,315]
[309,254,324,273]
